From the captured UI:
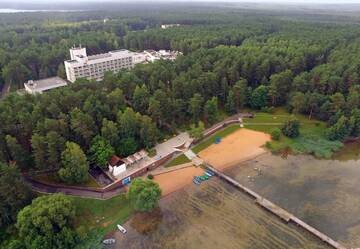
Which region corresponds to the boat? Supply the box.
[102,239,116,245]
[117,224,127,234]
[193,178,201,185]
[199,175,209,181]
[205,170,215,176]
[205,172,213,177]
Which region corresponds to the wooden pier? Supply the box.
[205,164,347,249]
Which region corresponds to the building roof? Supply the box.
[109,155,123,166]
[24,77,68,94]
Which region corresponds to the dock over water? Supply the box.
[205,164,347,249]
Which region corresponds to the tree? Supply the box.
[326,116,350,141]
[233,78,248,109]
[189,93,203,122]
[16,194,77,249]
[349,109,360,137]
[31,134,47,169]
[46,131,65,169]
[139,116,158,149]
[5,135,31,169]
[281,116,300,138]
[117,108,139,138]
[0,163,33,228]
[225,90,237,114]
[89,136,114,168]
[147,97,161,125]
[268,70,293,106]
[189,121,205,139]
[128,178,161,212]
[250,85,268,109]
[58,142,89,184]
[132,85,150,112]
[271,128,281,141]
[101,118,119,147]
[204,97,218,124]
[289,92,306,114]
[70,108,96,147]
[118,137,138,157]
[2,60,30,88]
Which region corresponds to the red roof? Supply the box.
[109,156,123,166]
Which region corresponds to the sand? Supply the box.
[154,128,270,196]
[153,166,204,196]
[198,128,271,171]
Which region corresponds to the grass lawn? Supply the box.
[192,124,241,154]
[70,193,133,236]
[33,172,100,188]
[243,108,343,158]
[165,154,191,168]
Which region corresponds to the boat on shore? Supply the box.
[117,224,127,234]
[103,239,116,245]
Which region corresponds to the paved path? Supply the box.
[151,162,194,176]
[25,177,126,200]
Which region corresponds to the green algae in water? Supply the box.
[332,140,360,161]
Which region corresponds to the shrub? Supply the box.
[147,174,154,180]
[281,116,300,138]
[271,128,281,140]
[261,106,275,113]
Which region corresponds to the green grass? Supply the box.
[146,148,157,158]
[192,124,241,154]
[165,154,191,168]
[243,108,343,158]
[33,172,100,188]
[69,194,133,236]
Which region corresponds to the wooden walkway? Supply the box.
[205,164,347,249]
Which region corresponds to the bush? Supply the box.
[147,174,154,180]
[281,116,300,138]
[271,128,281,140]
[261,106,275,113]
[128,178,161,212]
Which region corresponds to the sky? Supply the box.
[5,0,360,3]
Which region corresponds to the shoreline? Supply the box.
[157,150,270,199]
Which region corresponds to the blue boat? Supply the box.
[193,178,201,185]
[205,170,215,176]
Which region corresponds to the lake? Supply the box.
[110,141,359,248]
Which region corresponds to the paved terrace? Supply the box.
[113,132,193,180]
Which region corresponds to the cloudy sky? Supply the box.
[8,0,360,3]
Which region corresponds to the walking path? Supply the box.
[25,176,126,200]
[151,162,194,176]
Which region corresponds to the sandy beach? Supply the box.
[198,128,270,170]
[153,166,204,196]
[154,128,270,196]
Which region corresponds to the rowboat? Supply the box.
[117,224,127,234]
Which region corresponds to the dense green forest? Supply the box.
[1,4,360,249]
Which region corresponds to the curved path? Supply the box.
[25,177,126,200]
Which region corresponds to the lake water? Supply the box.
[111,141,359,249]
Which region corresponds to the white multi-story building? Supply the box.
[64,47,135,83]
[64,46,181,83]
